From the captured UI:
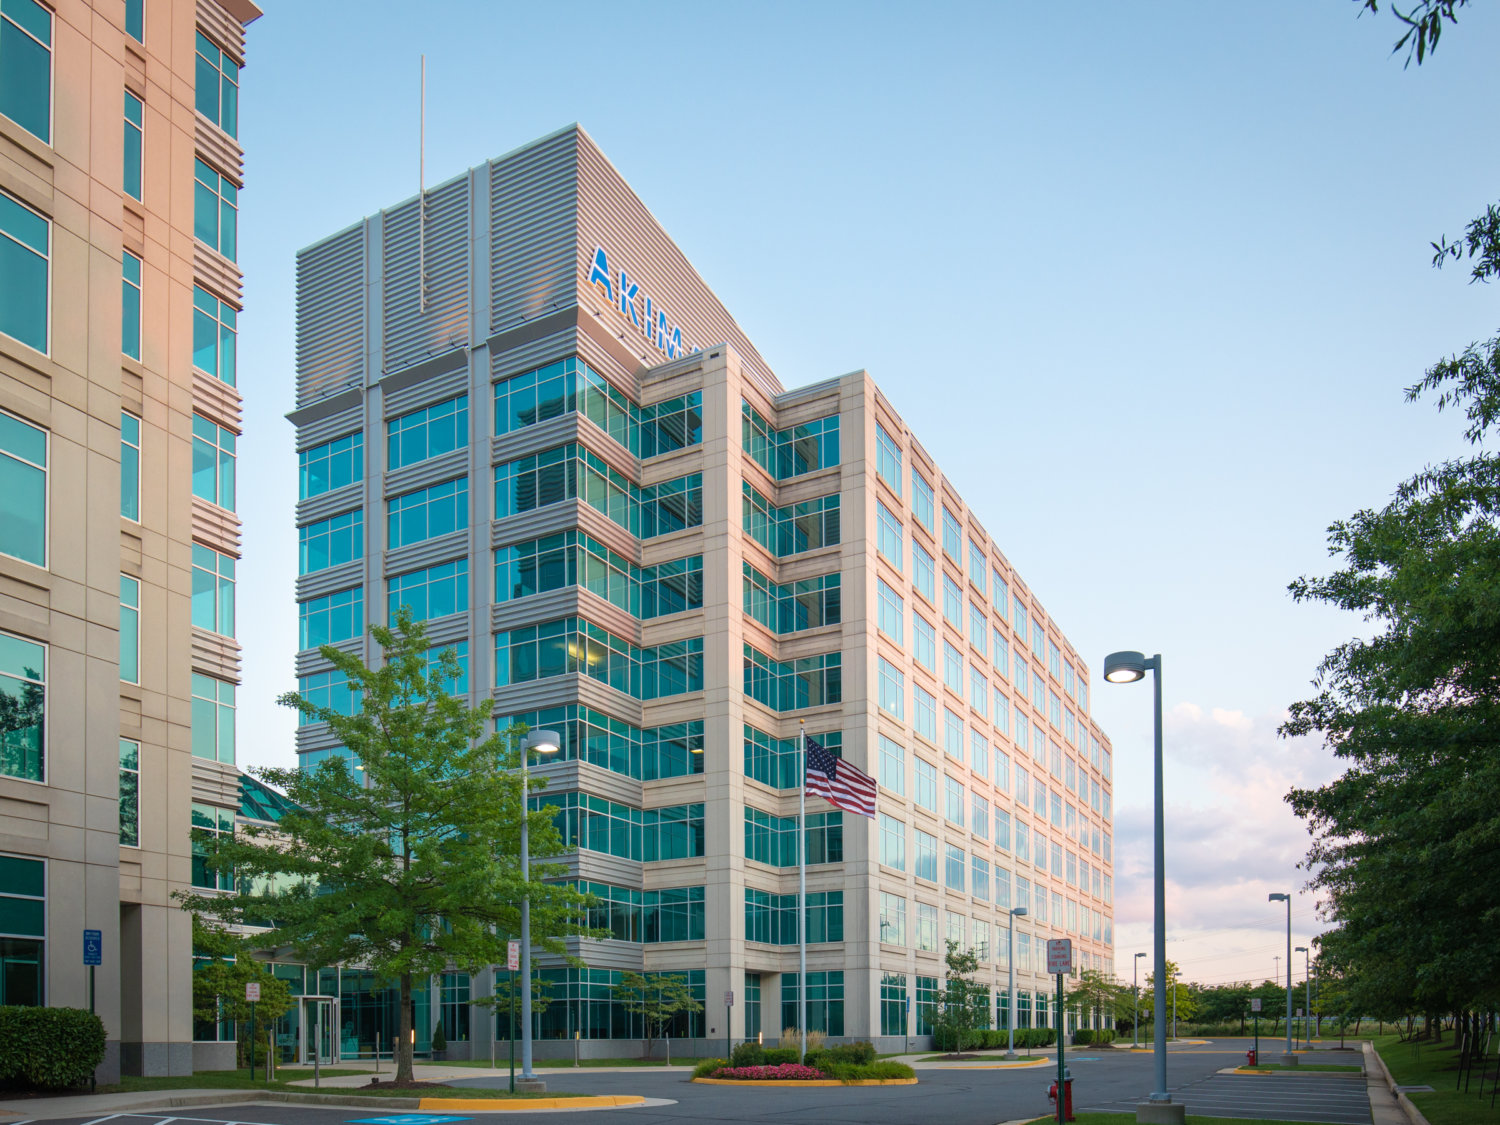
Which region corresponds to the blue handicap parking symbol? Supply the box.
[347,1116,471,1124]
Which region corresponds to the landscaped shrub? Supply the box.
[0,1006,106,1089]
[762,1047,799,1065]
[808,1040,878,1069]
[821,1060,916,1082]
[692,1057,726,1078]
[730,1042,765,1067]
[933,1026,985,1051]
[1074,1029,1115,1046]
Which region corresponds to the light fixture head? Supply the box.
[1295,945,1307,953]
[525,729,561,755]
[1103,650,1148,684]
[1268,892,1289,902]
[1135,951,1147,959]
[1011,906,1028,917]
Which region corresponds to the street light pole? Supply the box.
[1268,893,1292,1062]
[1133,952,1146,1049]
[518,729,560,1091]
[1295,946,1311,1049]
[1005,906,1028,1059]
[1105,650,1180,1123]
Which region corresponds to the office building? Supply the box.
[288,124,1115,1055]
[0,0,261,1078]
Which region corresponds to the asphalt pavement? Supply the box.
[0,1038,1384,1125]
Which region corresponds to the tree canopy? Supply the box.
[179,610,593,1084]
[1355,0,1473,66]
[1283,192,1500,1024]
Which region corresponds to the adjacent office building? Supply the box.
[0,0,261,1078]
[290,124,1115,1054]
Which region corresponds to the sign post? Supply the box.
[83,931,102,1092]
[507,940,520,1094]
[1047,939,1073,1124]
[246,982,261,1079]
[1251,997,1262,1063]
[724,990,734,1063]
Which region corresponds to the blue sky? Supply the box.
[234,1,1500,988]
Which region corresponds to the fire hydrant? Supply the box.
[1047,1072,1076,1122]
[1246,1049,1258,1067]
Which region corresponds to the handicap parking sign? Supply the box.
[348,1116,471,1125]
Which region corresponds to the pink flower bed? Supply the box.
[711,1063,828,1081]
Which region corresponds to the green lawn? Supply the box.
[916,1052,1046,1062]
[1374,1034,1500,1125]
[103,1068,581,1099]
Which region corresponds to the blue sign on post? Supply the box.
[83,929,102,966]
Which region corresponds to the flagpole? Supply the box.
[798,719,807,1065]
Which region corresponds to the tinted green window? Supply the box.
[387,394,466,469]
[389,559,466,623]
[191,414,235,509]
[299,586,363,649]
[388,477,466,548]
[123,91,143,201]
[119,574,140,682]
[0,409,45,566]
[0,190,48,354]
[298,431,362,498]
[191,673,234,764]
[0,631,44,782]
[121,251,141,360]
[0,0,51,144]
[299,509,362,574]
[119,739,139,846]
[194,31,238,137]
[193,158,236,260]
[191,544,235,635]
[124,0,142,41]
[192,286,236,384]
[120,411,140,520]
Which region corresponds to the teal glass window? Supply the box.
[742,562,838,633]
[388,477,466,548]
[123,90,143,201]
[914,829,937,883]
[0,631,45,782]
[0,853,46,1004]
[913,756,936,811]
[0,189,48,354]
[969,604,987,653]
[193,158,236,260]
[876,656,903,719]
[297,668,359,725]
[942,507,962,561]
[881,973,907,1036]
[497,617,703,700]
[496,444,701,539]
[119,574,139,682]
[191,414,235,509]
[537,793,703,861]
[506,705,704,782]
[745,890,842,946]
[299,509,362,574]
[119,739,139,847]
[190,802,235,889]
[741,401,839,479]
[124,0,142,41]
[500,532,702,620]
[194,31,238,137]
[914,684,936,740]
[969,542,987,594]
[298,431,362,498]
[0,409,46,566]
[780,971,844,1036]
[878,814,905,870]
[389,559,467,623]
[190,546,234,636]
[744,807,842,867]
[875,502,902,569]
[876,578,903,643]
[878,734,904,796]
[743,643,840,710]
[875,423,901,495]
[912,539,934,602]
[913,613,935,672]
[190,673,234,763]
[192,286,236,384]
[388,394,467,469]
[425,641,468,695]
[911,468,934,532]
[945,843,965,891]
[121,251,141,360]
[943,574,962,629]
[0,0,51,143]
[943,640,963,696]
[741,482,839,557]
[494,357,702,458]
[743,725,840,790]
[575,881,706,943]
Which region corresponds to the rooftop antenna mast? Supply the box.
[418,54,427,313]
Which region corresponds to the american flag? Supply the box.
[805,736,877,819]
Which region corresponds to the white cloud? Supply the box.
[1110,704,1340,987]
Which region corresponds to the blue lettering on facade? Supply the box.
[587,245,695,361]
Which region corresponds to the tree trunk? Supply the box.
[397,972,414,1085]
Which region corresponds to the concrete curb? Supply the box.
[1364,1041,1433,1125]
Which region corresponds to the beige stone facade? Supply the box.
[0,0,259,1079]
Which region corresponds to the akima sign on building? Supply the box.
[588,246,697,361]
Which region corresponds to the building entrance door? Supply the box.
[300,996,339,1064]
